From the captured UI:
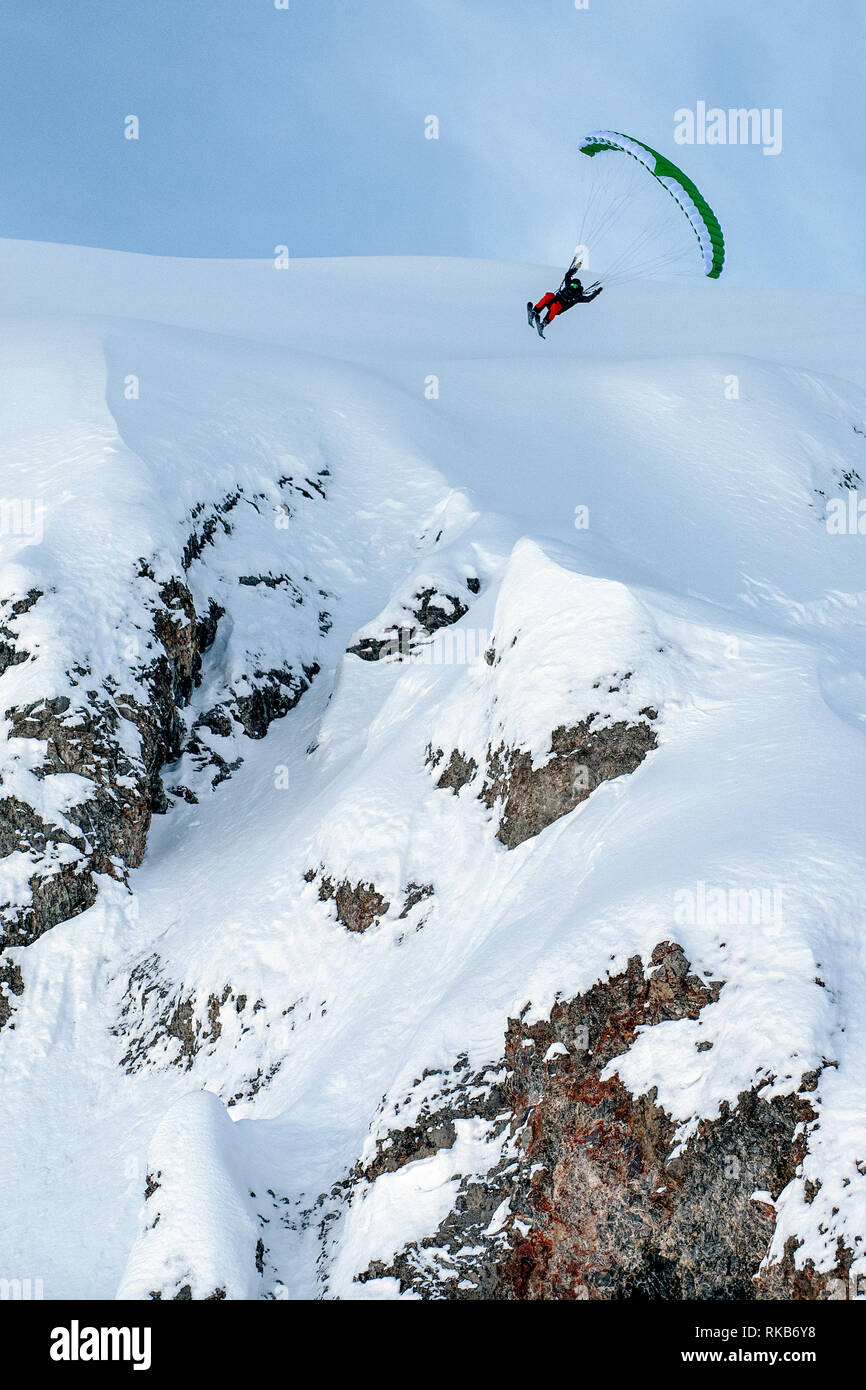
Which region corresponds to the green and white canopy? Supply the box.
[579,130,725,279]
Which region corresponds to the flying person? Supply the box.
[527,260,603,338]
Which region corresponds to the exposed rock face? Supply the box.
[484,715,658,849]
[429,746,478,794]
[347,581,478,662]
[0,589,41,678]
[318,876,391,934]
[304,868,434,935]
[0,792,99,948]
[276,469,329,505]
[348,632,410,663]
[398,882,434,918]
[224,663,320,742]
[0,578,205,948]
[117,955,253,1070]
[161,1284,226,1301]
[336,943,847,1300]
[412,587,471,634]
[1,534,322,946]
[174,659,319,797]
[115,954,288,1105]
[0,955,24,1030]
[428,711,658,848]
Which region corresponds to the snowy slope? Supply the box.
[0,242,865,1300]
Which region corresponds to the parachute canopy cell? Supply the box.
[579,130,725,279]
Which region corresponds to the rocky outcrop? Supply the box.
[317,876,391,933]
[277,469,329,506]
[484,715,658,849]
[429,747,478,794]
[0,589,41,678]
[114,952,285,1106]
[1,527,323,944]
[223,663,320,742]
[398,882,434,918]
[0,955,24,1030]
[305,868,434,935]
[0,578,208,947]
[335,943,847,1300]
[411,586,472,633]
[347,581,479,662]
[428,709,658,848]
[117,955,252,1069]
[172,658,320,798]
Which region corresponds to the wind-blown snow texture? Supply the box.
[1,242,865,1300]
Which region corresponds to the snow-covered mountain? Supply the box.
[1,241,865,1300]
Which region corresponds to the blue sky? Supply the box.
[0,0,862,289]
